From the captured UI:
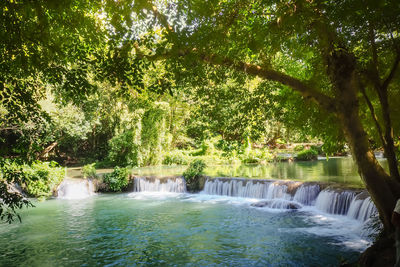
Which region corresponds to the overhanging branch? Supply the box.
[382,50,400,91]
[198,53,336,112]
[144,1,336,112]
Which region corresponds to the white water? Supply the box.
[202,178,377,222]
[315,190,355,215]
[134,177,186,193]
[293,184,320,205]
[57,178,96,199]
[131,176,377,224]
[127,176,378,251]
[125,191,373,251]
[347,196,377,221]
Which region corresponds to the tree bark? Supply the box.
[338,103,396,233]
[328,49,399,233]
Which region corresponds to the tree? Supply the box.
[0,0,106,222]
[1,0,400,239]
[120,0,400,233]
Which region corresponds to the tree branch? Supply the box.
[382,50,400,91]
[150,4,174,34]
[198,53,336,112]
[360,85,385,147]
[145,2,336,112]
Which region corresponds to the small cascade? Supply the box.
[266,183,292,200]
[293,184,320,206]
[203,179,271,198]
[202,177,378,222]
[315,190,355,215]
[202,178,293,200]
[347,195,377,221]
[57,179,96,199]
[134,177,186,193]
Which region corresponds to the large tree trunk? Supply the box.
[328,49,400,233]
[338,104,397,233]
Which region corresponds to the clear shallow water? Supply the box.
[133,157,388,188]
[0,193,369,266]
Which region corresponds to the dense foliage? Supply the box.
[183,159,206,192]
[103,167,130,192]
[0,159,64,222]
[1,0,400,244]
[1,160,65,199]
[82,163,97,179]
[295,149,318,161]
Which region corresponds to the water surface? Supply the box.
[132,157,388,188]
[0,193,369,266]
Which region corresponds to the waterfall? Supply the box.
[202,178,294,200]
[347,196,377,221]
[202,178,377,222]
[134,177,186,193]
[57,179,96,199]
[203,179,272,198]
[315,190,355,215]
[293,184,320,206]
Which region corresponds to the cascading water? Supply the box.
[315,190,355,215]
[134,177,186,193]
[293,184,320,205]
[202,178,294,200]
[57,178,96,199]
[347,195,377,222]
[202,178,377,222]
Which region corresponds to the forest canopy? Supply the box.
[1,0,400,234]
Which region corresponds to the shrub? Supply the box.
[183,159,206,191]
[310,145,323,155]
[240,149,274,164]
[103,167,130,192]
[294,145,305,151]
[1,160,65,198]
[24,161,65,198]
[295,149,318,161]
[107,130,139,167]
[162,150,189,165]
[191,139,218,157]
[82,163,97,178]
[0,159,34,223]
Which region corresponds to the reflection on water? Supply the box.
[0,194,366,266]
[132,157,388,188]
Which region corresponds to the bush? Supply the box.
[294,145,305,151]
[295,149,318,161]
[183,159,206,191]
[24,161,65,198]
[240,149,274,164]
[310,145,323,155]
[103,166,130,192]
[162,150,189,165]
[82,163,97,178]
[107,130,139,167]
[1,160,65,198]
